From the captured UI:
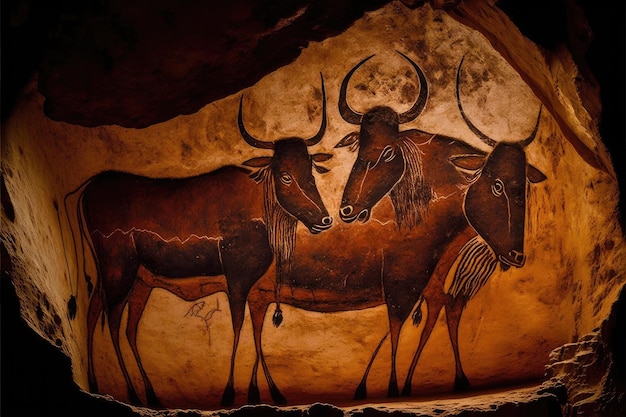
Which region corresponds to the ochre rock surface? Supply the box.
[1,0,624,415]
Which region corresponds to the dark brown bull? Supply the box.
[241,52,431,405]
[245,219,406,405]
[336,53,546,398]
[70,75,333,408]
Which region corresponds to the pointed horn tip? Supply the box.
[304,73,328,146]
[394,50,411,60]
[395,50,429,124]
[238,93,275,150]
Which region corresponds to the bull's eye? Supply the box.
[491,178,504,197]
[279,172,293,186]
[381,145,396,162]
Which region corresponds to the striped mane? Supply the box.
[389,137,432,230]
[448,236,498,300]
[251,167,298,283]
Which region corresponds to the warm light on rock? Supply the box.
[1,1,624,416]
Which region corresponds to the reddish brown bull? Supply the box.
[242,51,431,404]
[336,53,546,398]
[69,75,333,408]
[246,219,408,404]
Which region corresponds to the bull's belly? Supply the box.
[275,285,384,313]
[138,267,228,301]
[133,231,223,277]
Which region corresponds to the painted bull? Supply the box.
[70,74,333,407]
[336,53,546,398]
[241,51,433,405]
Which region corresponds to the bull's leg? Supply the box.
[401,229,475,396]
[247,295,266,403]
[354,333,388,400]
[219,228,273,407]
[386,315,404,397]
[220,290,246,407]
[247,279,286,405]
[445,296,470,391]
[93,233,141,404]
[383,267,427,398]
[86,278,103,393]
[246,289,266,404]
[107,299,142,405]
[401,296,444,397]
[126,278,159,407]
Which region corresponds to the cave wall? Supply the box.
[1,0,624,416]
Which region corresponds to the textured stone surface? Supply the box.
[1,0,624,416]
[545,285,625,417]
[14,0,391,128]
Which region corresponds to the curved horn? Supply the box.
[396,51,429,124]
[519,104,543,147]
[338,54,375,125]
[455,55,497,147]
[304,72,327,147]
[238,95,275,150]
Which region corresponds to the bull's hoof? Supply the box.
[270,386,287,405]
[387,382,399,398]
[247,383,261,404]
[454,374,471,392]
[128,387,142,406]
[88,378,99,393]
[146,387,161,408]
[353,382,367,400]
[221,386,236,407]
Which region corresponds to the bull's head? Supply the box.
[239,73,333,234]
[453,55,547,270]
[336,51,429,223]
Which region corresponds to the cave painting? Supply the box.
[240,53,547,405]
[337,54,547,399]
[77,53,547,408]
[69,75,333,407]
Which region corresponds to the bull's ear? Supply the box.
[402,129,434,145]
[527,164,547,183]
[335,131,359,152]
[449,154,485,181]
[312,153,333,162]
[243,157,272,168]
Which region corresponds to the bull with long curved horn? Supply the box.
[65,73,333,408]
[337,53,546,400]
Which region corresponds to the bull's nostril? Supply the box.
[340,206,353,216]
[509,250,526,265]
[357,209,369,221]
[322,216,333,225]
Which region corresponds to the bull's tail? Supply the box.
[272,270,284,327]
[58,177,97,320]
[55,198,78,319]
[412,296,425,326]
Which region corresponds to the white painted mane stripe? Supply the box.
[91,228,224,244]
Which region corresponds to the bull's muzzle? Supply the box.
[339,205,370,223]
[498,249,526,270]
[310,216,333,234]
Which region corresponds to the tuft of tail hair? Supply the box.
[272,305,283,327]
[412,296,424,326]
